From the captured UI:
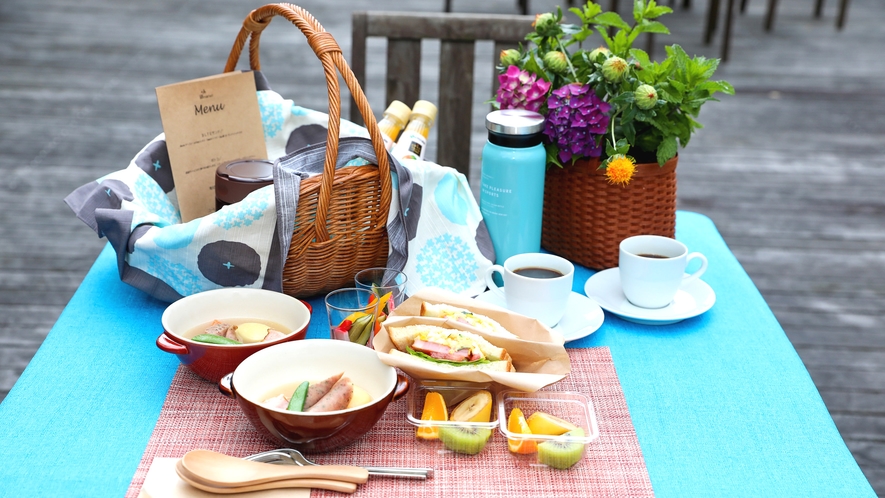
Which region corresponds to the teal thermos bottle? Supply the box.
[480,109,547,265]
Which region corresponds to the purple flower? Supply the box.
[496,65,551,112]
[543,83,611,163]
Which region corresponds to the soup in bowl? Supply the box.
[219,339,409,452]
[157,288,311,382]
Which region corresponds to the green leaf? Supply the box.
[656,135,678,165]
[406,347,491,366]
[595,11,631,30]
[638,20,670,34]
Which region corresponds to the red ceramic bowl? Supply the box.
[219,339,409,453]
[157,288,311,382]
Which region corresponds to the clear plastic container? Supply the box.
[406,380,499,456]
[497,390,599,469]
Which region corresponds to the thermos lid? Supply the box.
[486,109,545,136]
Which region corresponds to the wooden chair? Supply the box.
[349,11,535,178]
[705,0,851,61]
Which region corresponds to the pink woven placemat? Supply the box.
[126,347,653,497]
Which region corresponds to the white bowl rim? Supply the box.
[161,288,311,347]
[231,339,398,415]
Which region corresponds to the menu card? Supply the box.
[156,71,267,222]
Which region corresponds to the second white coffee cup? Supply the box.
[484,253,574,327]
[618,235,708,309]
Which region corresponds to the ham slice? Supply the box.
[264,393,289,410]
[304,372,344,410]
[306,377,354,412]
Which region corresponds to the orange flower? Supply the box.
[605,155,636,186]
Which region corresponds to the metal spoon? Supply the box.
[245,448,433,479]
[180,449,369,488]
[175,460,357,494]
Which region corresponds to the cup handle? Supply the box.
[682,253,708,286]
[485,264,505,297]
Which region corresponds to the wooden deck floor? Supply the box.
[1,0,883,493]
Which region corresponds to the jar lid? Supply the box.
[486,109,545,136]
[217,159,274,183]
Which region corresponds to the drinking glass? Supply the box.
[354,268,408,315]
[325,288,379,348]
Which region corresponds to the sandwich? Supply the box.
[387,324,515,372]
[420,302,517,338]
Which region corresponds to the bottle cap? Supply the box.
[384,100,412,125]
[410,100,438,125]
[486,109,545,136]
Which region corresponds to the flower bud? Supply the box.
[588,46,610,62]
[634,84,658,110]
[499,49,520,67]
[533,13,556,31]
[543,51,569,74]
[601,56,628,82]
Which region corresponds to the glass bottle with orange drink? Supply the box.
[376,100,411,152]
[391,100,438,161]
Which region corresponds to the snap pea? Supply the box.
[354,316,375,345]
[287,381,310,411]
[348,314,373,343]
[192,334,241,345]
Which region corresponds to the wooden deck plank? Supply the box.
[1,0,883,492]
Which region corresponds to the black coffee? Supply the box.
[637,253,670,259]
[514,267,563,279]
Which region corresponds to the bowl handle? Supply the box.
[156,332,189,355]
[392,372,409,401]
[299,299,312,314]
[218,373,235,398]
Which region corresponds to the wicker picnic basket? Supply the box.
[225,4,392,297]
[541,156,677,270]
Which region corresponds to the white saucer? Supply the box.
[473,290,604,342]
[583,268,716,325]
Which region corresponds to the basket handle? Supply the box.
[223,3,392,243]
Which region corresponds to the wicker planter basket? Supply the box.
[225,4,392,297]
[541,155,678,270]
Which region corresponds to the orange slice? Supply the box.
[507,407,537,454]
[526,411,579,436]
[416,392,447,440]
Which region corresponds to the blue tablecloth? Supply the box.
[0,211,874,497]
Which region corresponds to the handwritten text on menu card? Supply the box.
[156,71,267,222]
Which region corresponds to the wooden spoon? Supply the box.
[175,460,358,494]
[181,450,369,487]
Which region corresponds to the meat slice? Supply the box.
[306,377,354,413]
[303,372,344,410]
[262,329,287,342]
[204,320,232,336]
[264,393,289,410]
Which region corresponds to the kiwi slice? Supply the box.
[537,428,586,469]
[437,425,492,455]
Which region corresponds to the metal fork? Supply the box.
[245,449,433,479]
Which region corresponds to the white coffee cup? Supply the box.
[618,235,708,309]
[484,253,574,327]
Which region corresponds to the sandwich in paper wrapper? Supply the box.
[373,288,570,391]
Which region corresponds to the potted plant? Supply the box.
[494,0,734,268]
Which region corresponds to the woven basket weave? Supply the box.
[224,4,391,298]
[541,156,677,270]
